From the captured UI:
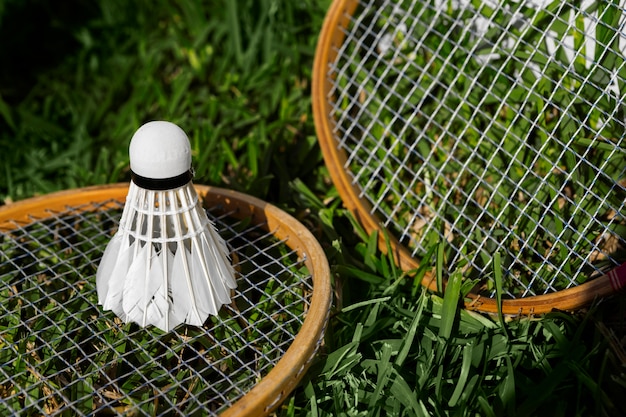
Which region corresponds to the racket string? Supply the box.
[326,0,626,297]
[0,202,314,415]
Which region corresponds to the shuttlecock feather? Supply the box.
[96,121,237,332]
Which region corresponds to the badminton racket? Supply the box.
[313,0,626,314]
[0,184,331,416]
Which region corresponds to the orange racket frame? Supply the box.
[312,0,626,315]
[0,184,332,416]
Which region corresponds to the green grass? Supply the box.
[295,224,626,416]
[1,1,625,416]
[0,0,325,202]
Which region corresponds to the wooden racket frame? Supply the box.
[0,184,332,417]
[312,0,626,315]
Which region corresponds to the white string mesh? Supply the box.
[327,0,626,297]
[0,200,316,415]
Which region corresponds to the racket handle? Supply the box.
[608,262,626,292]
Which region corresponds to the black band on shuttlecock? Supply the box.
[130,169,193,190]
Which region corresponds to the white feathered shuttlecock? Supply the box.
[96,120,237,332]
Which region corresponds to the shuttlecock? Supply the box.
[96,121,237,332]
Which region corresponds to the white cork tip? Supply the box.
[129,121,192,179]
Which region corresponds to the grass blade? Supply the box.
[368,342,394,410]
[395,287,426,367]
[448,343,474,407]
[436,242,444,294]
[439,268,462,340]
[493,251,510,339]
[225,1,243,67]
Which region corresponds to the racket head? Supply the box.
[0,184,331,416]
[313,0,626,314]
